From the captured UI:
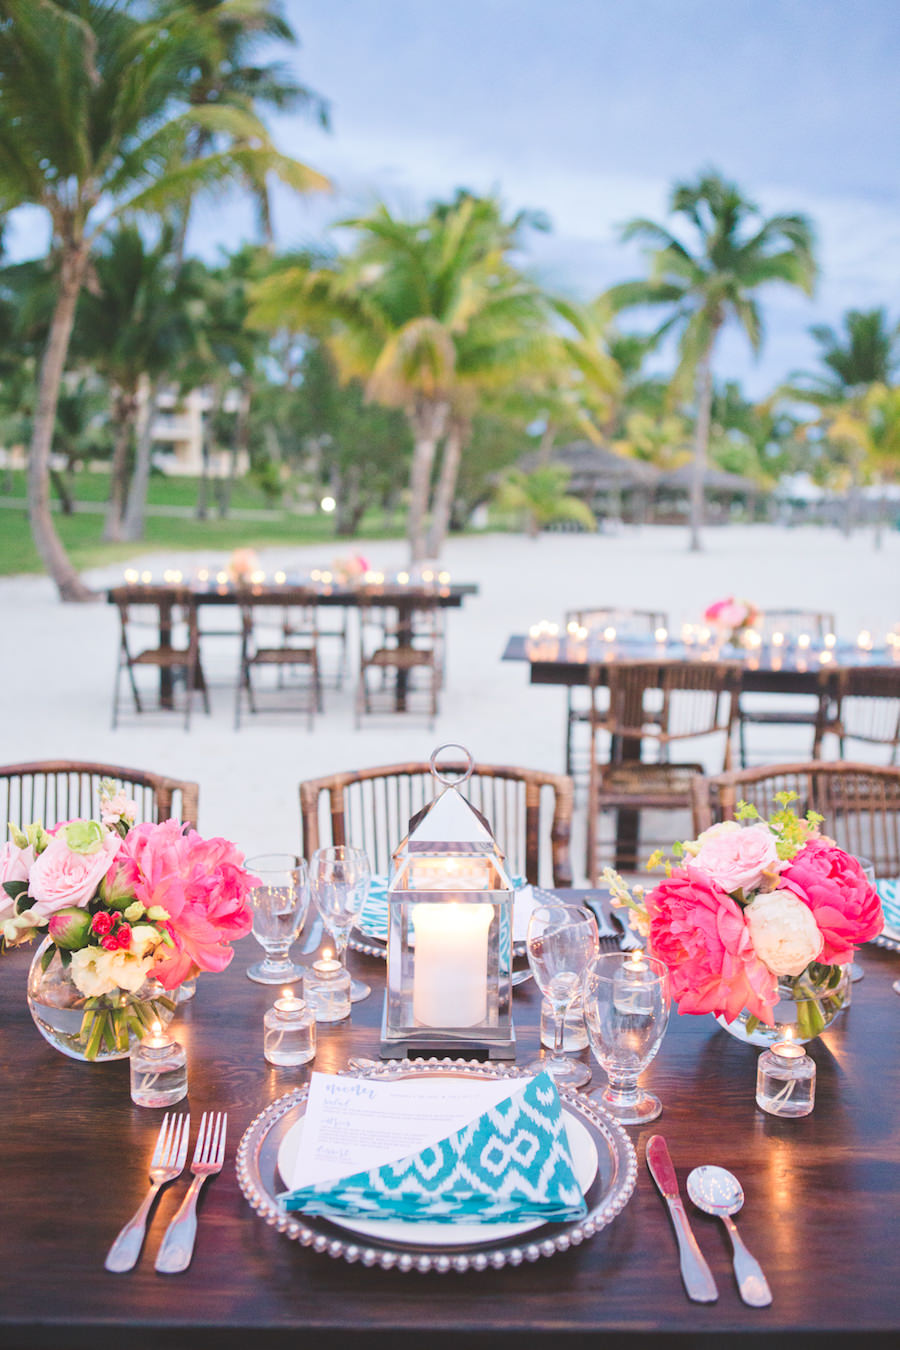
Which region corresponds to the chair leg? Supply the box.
[739,713,748,769]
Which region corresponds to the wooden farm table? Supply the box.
[2,895,899,1350]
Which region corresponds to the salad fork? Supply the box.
[155,1111,227,1273]
[105,1112,190,1273]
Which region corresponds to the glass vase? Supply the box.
[717,964,850,1046]
[26,937,176,1063]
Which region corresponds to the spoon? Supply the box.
[687,1166,773,1307]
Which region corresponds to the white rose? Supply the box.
[683,820,740,857]
[70,947,119,998]
[744,890,824,977]
[106,950,154,992]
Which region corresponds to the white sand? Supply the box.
[1,523,897,877]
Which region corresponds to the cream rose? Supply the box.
[70,946,154,998]
[744,890,824,976]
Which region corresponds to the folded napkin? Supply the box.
[359,872,529,944]
[876,879,900,931]
[279,1072,587,1225]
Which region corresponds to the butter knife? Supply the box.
[646,1136,718,1303]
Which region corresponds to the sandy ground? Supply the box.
[1,523,897,879]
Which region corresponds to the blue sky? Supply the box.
[9,0,900,395]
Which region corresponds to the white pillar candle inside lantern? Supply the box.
[411,902,493,1027]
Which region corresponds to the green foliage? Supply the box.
[496,464,595,535]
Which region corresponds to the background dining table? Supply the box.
[2,893,898,1350]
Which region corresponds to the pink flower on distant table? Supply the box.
[692,822,782,896]
[646,864,778,1024]
[781,840,883,964]
[28,830,121,916]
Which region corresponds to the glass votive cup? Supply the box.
[756,1041,815,1117]
[540,993,588,1051]
[305,956,351,1023]
[264,987,316,1066]
[130,1028,188,1108]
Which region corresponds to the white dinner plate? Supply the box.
[276,1106,598,1247]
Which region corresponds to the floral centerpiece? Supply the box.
[703,596,761,645]
[1,782,258,1060]
[331,553,370,584]
[228,547,261,585]
[604,793,883,1044]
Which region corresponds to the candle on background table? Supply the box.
[411,902,493,1028]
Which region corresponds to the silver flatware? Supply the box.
[687,1165,773,1307]
[646,1135,718,1303]
[155,1111,227,1274]
[105,1113,190,1273]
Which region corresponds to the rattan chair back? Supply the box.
[0,760,199,836]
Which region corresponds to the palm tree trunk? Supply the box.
[426,417,469,558]
[104,394,137,542]
[689,348,714,553]
[27,245,94,602]
[407,399,448,563]
[121,382,162,541]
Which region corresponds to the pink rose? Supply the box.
[646,864,777,1024]
[28,830,122,917]
[0,840,33,887]
[781,840,883,964]
[692,822,781,895]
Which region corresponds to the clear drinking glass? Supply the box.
[525,902,599,1088]
[309,845,372,1003]
[245,854,310,985]
[583,951,670,1124]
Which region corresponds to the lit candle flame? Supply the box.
[655,627,668,644]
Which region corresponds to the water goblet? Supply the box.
[583,950,670,1124]
[309,845,372,1002]
[525,902,598,1088]
[245,854,310,985]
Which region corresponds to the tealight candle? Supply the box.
[857,629,873,651]
[771,631,784,647]
[797,633,811,650]
[141,570,152,584]
[274,570,286,585]
[438,570,451,584]
[613,951,654,1015]
[124,569,139,584]
[305,949,351,1023]
[398,571,410,584]
[824,632,836,649]
[264,986,316,1066]
[756,1039,815,1117]
[819,650,833,665]
[130,1020,188,1108]
[422,569,434,583]
[655,627,668,645]
[603,626,616,643]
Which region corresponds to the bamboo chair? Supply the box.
[692,762,900,878]
[235,592,321,730]
[814,666,900,763]
[0,761,199,836]
[110,585,208,731]
[300,761,574,888]
[356,603,440,729]
[563,608,669,781]
[587,660,740,881]
[737,609,835,767]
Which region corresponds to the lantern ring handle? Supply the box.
[429,743,475,786]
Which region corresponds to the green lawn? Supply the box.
[0,473,408,576]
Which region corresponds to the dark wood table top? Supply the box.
[107,581,479,609]
[2,897,899,1350]
[501,633,900,695]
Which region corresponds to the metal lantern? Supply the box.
[380,744,515,1059]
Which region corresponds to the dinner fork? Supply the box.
[155,1111,227,1274]
[104,1112,190,1273]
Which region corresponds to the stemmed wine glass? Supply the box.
[526,902,599,1088]
[245,854,310,985]
[309,845,372,1002]
[583,951,670,1123]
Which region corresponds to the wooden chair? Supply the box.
[300,761,574,887]
[814,666,900,763]
[356,603,440,729]
[737,609,835,767]
[0,761,199,835]
[587,660,741,881]
[111,585,208,731]
[289,603,351,690]
[564,608,669,780]
[235,592,321,729]
[692,762,900,878]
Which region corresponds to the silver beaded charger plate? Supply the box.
[871,921,900,954]
[235,1059,638,1274]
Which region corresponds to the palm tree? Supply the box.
[496,465,595,538]
[0,0,328,599]
[794,308,900,399]
[251,193,549,561]
[609,171,817,550]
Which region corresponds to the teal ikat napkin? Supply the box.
[279,1072,588,1224]
[875,878,900,930]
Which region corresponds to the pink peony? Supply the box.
[28,829,122,917]
[118,821,257,988]
[781,840,883,964]
[692,822,782,896]
[646,864,778,1024]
